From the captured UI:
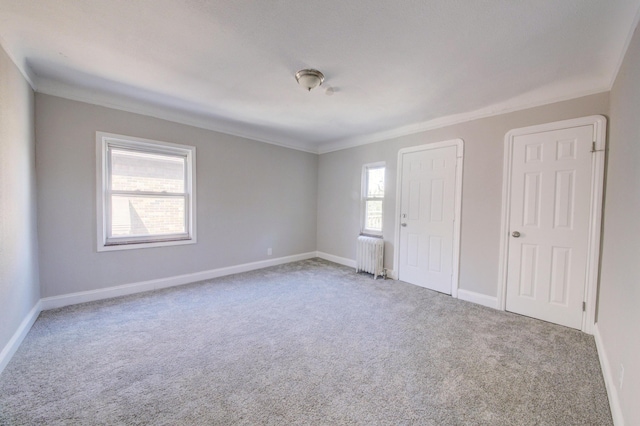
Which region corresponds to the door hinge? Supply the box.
[582,301,586,312]
[591,141,604,153]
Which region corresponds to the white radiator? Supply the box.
[356,236,384,279]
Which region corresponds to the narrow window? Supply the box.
[362,163,385,236]
[96,132,196,251]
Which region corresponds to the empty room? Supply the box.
[1,1,638,424]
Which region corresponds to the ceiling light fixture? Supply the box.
[295,69,324,91]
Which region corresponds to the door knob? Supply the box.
[401,223,407,227]
[512,231,521,238]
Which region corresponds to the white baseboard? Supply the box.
[316,251,398,279]
[2,253,317,375]
[316,251,357,268]
[457,289,499,309]
[0,301,42,375]
[41,252,317,310]
[593,324,624,426]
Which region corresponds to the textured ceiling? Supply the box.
[1,0,639,153]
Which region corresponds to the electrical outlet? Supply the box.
[267,248,272,256]
[619,364,624,390]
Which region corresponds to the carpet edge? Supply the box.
[457,289,499,309]
[0,300,42,375]
[594,323,625,426]
[40,252,318,311]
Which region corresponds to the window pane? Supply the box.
[111,195,186,237]
[111,149,185,193]
[365,200,383,231]
[367,167,385,197]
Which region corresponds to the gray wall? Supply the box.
[36,94,318,298]
[317,93,609,297]
[0,47,40,351]
[598,22,640,424]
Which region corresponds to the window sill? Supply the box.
[97,237,196,252]
[360,232,383,238]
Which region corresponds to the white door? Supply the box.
[505,125,594,329]
[399,146,457,293]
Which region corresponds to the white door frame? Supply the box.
[497,115,606,334]
[393,139,464,297]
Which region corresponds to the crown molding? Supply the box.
[36,80,320,155]
[0,37,37,90]
[608,2,640,90]
[35,77,609,157]
[316,87,609,154]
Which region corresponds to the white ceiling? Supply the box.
[1,1,639,153]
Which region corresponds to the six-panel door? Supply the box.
[506,125,594,329]
[399,146,457,294]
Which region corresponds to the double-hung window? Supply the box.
[96,132,196,251]
[361,162,385,236]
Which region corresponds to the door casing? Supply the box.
[393,139,464,297]
[497,116,606,334]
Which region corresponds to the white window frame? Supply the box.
[96,132,197,252]
[361,162,385,237]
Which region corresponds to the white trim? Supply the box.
[36,77,610,157]
[316,251,397,279]
[41,252,317,310]
[385,269,398,280]
[457,289,499,310]
[360,162,386,237]
[95,132,197,252]
[2,253,317,372]
[497,115,607,334]
[37,83,319,154]
[608,2,640,90]
[317,88,609,154]
[583,118,607,333]
[316,251,357,269]
[0,301,42,375]
[594,324,625,426]
[393,139,464,297]
[0,35,37,90]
